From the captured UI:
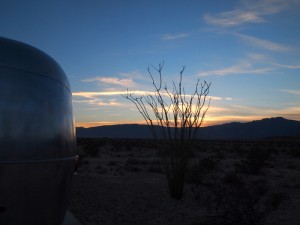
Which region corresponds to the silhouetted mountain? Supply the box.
[197,117,300,139]
[77,124,152,139]
[76,117,300,139]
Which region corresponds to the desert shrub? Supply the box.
[187,157,218,184]
[123,63,211,200]
[159,142,192,199]
[235,148,271,175]
[199,173,288,225]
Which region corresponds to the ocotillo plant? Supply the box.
[123,62,211,199]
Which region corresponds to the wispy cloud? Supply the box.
[273,63,300,69]
[205,102,300,126]
[235,33,291,52]
[198,62,271,76]
[203,10,264,27]
[279,89,300,95]
[247,53,268,61]
[119,70,148,81]
[203,0,299,27]
[72,91,231,102]
[161,33,190,40]
[83,77,137,88]
[73,91,141,97]
[73,97,123,107]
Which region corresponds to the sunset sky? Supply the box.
[1,0,300,127]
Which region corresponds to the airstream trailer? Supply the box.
[0,37,77,225]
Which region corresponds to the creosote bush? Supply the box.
[123,62,211,199]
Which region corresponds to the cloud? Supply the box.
[279,89,300,95]
[198,62,272,76]
[235,33,291,52]
[73,91,127,97]
[161,33,190,40]
[247,53,268,61]
[119,70,148,81]
[204,102,300,126]
[203,0,299,27]
[203,10,264,27]
[73,91,231,102]
[273,63,300,69]
[73,97,123,107]
[83,77,137,88]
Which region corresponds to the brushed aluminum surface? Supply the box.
[0,37,76,225]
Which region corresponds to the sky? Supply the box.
[1,0,300,127]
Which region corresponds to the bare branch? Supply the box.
[122,63,211,200]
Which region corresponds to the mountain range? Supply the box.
[76,117,300,139]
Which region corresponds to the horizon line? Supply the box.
[75,116,296,128]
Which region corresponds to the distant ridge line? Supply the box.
[76,117,300,139]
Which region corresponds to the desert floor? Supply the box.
[69,138,300,225]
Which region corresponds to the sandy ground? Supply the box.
[68,138,300,225]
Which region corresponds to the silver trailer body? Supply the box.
[0,37,77,225]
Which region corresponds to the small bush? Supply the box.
[235,148,271,175]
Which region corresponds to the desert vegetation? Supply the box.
[69,138,300,225]
[123,62,211,199]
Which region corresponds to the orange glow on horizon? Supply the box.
[76,120,145,128]
[76,116,261,128]
[76,115,300,128]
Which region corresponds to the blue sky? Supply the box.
[1,0,300,127]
